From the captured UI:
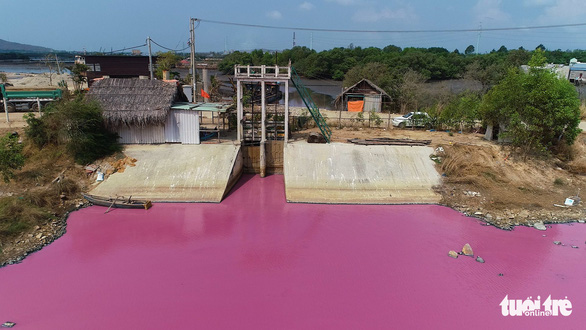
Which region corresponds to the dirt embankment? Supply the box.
[295,125,586,228]
[0,117,135,267]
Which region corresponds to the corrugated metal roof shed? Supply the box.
[171,102,232,112]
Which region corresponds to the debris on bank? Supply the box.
[347,137,431,146]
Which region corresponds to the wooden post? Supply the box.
[260,80,267,178]
[387,111,391,129]
[339,109,342,129]
[37,98,41,116]
[3,100,9,123]
[237,80,242,144]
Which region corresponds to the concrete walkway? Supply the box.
[284,143,441,204]
[90,144,242,202]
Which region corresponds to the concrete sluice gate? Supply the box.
[90,142,441,204]
[90,144,243,203]
[284,143,441,204]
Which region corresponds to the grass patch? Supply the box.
[554,178,565,186]
[0,196,53,238]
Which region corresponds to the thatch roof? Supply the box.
[334,79,391,108]
[88,78,184,127]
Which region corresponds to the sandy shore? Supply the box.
[2,72,76,89]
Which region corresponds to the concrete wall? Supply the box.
[284,143,441,204]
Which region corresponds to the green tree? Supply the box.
[69,63,88,92]
[155,51,182,79]
[479,52,581,156]
[25,97,122,164]
[465,45,475,55]
[0,133,24,182]
[440,92,481,131]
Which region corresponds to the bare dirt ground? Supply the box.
[3,72,76,89]
[294,125,586,229]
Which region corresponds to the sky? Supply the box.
[2,0,586,54]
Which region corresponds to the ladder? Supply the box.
[290,67,331,143]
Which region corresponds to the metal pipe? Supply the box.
[260,79,266,177]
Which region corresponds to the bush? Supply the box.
[0,196,52,238]
[0,133,25,182]
[369,111,383,127]
[25,97,122,164]
[480,50,581,156]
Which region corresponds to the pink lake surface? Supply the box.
[1,174,585,330]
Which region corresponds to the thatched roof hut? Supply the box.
[88,78,187,127]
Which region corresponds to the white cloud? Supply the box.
[541,0,586,19]
[352,6,417,23]
[473,0,511,24]
[325,0,358,6]
[300,2,315,10]
[266,10,282,20]
[523,0,555,6]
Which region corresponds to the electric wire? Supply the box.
[196,18,586,34]
[107,44,146,54]
[150,39,190,52]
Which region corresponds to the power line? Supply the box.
[107,44,146,54]
[196,18,586,34]
[150,39,190,52]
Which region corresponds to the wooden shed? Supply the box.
[334,79,391,113]
[88,78,201,144]
[75,55,154,87]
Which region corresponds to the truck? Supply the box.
[0,84,63,112]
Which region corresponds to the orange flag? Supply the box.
[201,89,210,99]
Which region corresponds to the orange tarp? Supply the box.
[347,100,364,112]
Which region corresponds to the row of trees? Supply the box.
[421,50,581,157]
[219,44,584,83]
[219,46,582,157]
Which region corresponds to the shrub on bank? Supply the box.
[25,97,122,164]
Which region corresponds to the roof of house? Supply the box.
[88,78,184,127]
[334,79,391,107]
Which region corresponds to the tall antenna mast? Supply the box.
[476,22,482,54]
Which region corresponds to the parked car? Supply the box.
[392,112,432,129]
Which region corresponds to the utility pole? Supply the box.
[310,33,313,51]
[147,36,153,80]
[190,18,197,103]
[476,22,482,55]
[293,32,296,48]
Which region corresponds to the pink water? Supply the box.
[1,175,585,329]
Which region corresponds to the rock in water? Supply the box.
[553,241,561,245]
[448,250,458,259]
[462,243,474,256]
[476,256,485,263]
[533,222,546,231]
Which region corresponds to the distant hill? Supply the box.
[0,39,53,52]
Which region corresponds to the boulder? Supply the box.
[307,132,326,144]
[448,250,458,259]
[462,243,474,256]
